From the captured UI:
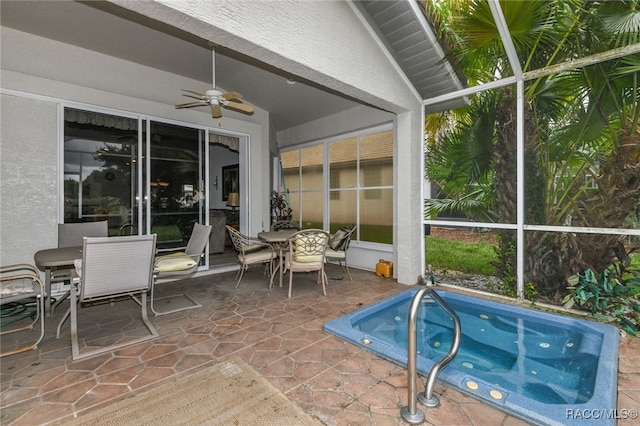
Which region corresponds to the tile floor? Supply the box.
[1,264,639,425]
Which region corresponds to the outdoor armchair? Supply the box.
[325,225,356,280]
[153,222,211,316]
[55,235,158,360]
[1,264,45,357]
[51,220,109,314]
[270,220,301,231]
[226,225,276,289]
[283,229,330,298]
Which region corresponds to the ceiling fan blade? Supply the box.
[221,91,243,101]
[182,89,205,97]
[211,105,222,118]
[181,93,207,101]
[223,100,254,114]
[175,101,207,109]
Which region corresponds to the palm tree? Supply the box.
[425,0,640,298]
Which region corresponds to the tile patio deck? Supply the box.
[1,264,639,425]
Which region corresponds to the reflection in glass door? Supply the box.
[147,122,206,249]
[63,109,208,259]
[63,108,139,235]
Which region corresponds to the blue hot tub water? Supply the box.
[323,289,619,426]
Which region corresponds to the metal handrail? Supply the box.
[400,287,462,424]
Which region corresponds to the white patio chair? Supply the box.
[51,220,109,314]
[1,264,45,357]
[283,229,330,298]
[270,220,301,231]
[226,225,276,289]
[56,234,158,360]
[153,222,211,316]
[58,221,108,247]
[325,225,356,280]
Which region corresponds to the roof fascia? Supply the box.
[406,0,465,94]
[347,0,423,104]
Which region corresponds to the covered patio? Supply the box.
[2,1,640,424]
[1,265,639,425]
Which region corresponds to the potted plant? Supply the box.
[271,191,293,222]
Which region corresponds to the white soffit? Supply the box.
[354,0,467,113]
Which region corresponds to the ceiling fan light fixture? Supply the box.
[173,49,254,119]
[205,89,223,97]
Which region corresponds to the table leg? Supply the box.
[269,260,279,289]
[44,268,53,316]
[279,245,285,288]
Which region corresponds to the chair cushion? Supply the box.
[240,248,275,263]
[325,247,345,260]
[329,228,349,250]
[244,243,266,254]
[294,235,323,263]
[0,278,35,298]
[284,253,323,271]
[155,252,197,272]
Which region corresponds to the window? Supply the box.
[329,173,340,200]
[280,127,393,244]
[363,168,381,199]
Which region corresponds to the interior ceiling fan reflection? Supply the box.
[175,47,254,119]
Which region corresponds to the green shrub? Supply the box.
[563,263,640,335]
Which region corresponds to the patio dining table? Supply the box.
[34,246,82,315]
[257,229,297,289]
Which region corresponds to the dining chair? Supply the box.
[153,222,211,316]
[226,225,277,288]
[51,220,109,314]
[270,220,301,231]
[1,264,45,357]
[283,229,330,298]
[325,225,356,280]
[55,234,158,360]
[57,220,109,247]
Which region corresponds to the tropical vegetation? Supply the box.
[563,261,640,335]
[424,0,640,303]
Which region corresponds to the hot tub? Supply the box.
[323,288,619,425]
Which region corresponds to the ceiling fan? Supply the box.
[175,47,254,119]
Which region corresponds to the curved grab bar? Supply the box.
[400,287,462,424]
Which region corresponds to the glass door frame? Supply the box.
[61,102,252,272]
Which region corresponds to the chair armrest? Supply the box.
[156,245,188,254]
[241,240,275,255]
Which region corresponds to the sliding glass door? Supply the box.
[147,122,206,248]
[63,108,139,234]
[63,108,207,250]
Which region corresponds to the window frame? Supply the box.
[278,124,393,246]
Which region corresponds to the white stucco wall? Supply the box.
[0,95,59,265]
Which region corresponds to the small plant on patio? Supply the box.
[563,261,640,336]
[271,191,292,222]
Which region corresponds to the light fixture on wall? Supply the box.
[213,175,219,189]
